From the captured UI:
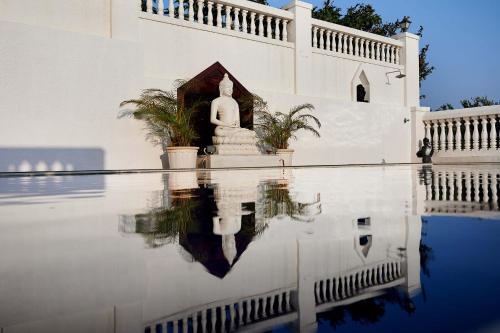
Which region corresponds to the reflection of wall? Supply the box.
[0,147,104,172]
[0,168,420,332]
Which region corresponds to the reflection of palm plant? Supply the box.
[119,81,206,148]
[253,95,321,150]
[135,197,198,248]
[262,183,321,222]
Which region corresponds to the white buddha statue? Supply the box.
[210,74,259,155]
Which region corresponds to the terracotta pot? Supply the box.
[165,147,199,169]
[276,149,294,167]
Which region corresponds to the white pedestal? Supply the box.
[201,154,282,168]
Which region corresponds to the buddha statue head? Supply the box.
[219,73,233,97]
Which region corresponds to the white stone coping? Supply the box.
[311,18,404,48]
[139,13,295,49]
[312,48,404,70]
[423,105,500,121]
[209,0,294,20]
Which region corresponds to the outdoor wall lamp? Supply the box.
[400,16,411,32]
[385,70,406,84]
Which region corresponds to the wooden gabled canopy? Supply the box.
[177,62,254,153]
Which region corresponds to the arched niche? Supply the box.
[177,62,253,154]
[351,65,370,103]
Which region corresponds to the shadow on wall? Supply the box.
[0,147,105,199]
[0,147,105,172]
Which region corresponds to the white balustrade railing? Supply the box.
[141,0,293,42]
[145,287,295,333]
[311,19,403,65]
[419,166,499,213]
[314,260,403,305]
[422,106,500,162]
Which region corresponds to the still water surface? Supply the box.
[0,165,499,333]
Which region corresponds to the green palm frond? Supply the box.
[119,84,206,147]
[253,97,321,149]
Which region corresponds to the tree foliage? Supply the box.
[435,103,454,111]
[247,0,268,5]
[460,96,499,108]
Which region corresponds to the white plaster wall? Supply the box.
[0,22,161,170]
[139,18,295,95]
[259,91,412,165]
[0,0,111,37]
[310,52,405,105]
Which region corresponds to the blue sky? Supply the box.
[268,0,500,109]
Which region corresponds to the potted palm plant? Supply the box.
[120,84,203,169]
[254,98,321,166]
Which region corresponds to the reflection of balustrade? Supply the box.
[314,260,403,306]
[311,19,403,65]
[422,106,500,162]
[141,0,292,42]
[145,287,295,333]
[419,167,499,213]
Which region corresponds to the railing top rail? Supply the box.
[311,18,403,47]
[202,0,294,19]
[423,105,500,121]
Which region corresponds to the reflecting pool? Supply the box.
[0,165,499,333]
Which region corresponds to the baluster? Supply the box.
[282,19,288,41]
[244,300,250,323]
[257,14,264,36]
[241,10,248,33]
[250,12,256,34]
[336,33,342,53]
[168,0,174,17]
[354,37,359,56]
[392,45,397,63]
[491,117,498,150]
[464,118,471,150]
[206,1,213,25]
[225,5,232,29]
[450,171,456,201]
[383,44,387,62]
[266,16,272,38]
[443,171,448,201]
[370,41,375,59]
[319,28,325,48]
[285,292,291,311]
[332,32,337,51]
[375,42,380,60]
[432,169,438,200]
[438,121,445,151]
[343,34,348,53]
[173,319,179,333]
[465,171,472,202]
[322,280,328,301]
[233,8,240,31]
[361,39,366,57]
[446,120,452,151]
[229,304,236,330]
[158,0,164,16]
[210,309,216,333]
[456,118,462,150]
[178,0,184,19]
[312,26,318,47]
[474,171,481,202]
[193,313,199,333]
[183,317,188,333]
[348,35,353,55]
[482,172,489,203]
[188,0,194,21]
[216,3,222,27]
[481,116,489,150]
[196,0,203,22]
[274,18,280,39]
[326,30,331,50]
[146,0,153,13]
[395,46,400,64]
[472,116,479,151]
[492,173,499,209]
[457,171,463,201]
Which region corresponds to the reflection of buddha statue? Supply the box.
[210,74,259,155]
[213,200,242,266]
